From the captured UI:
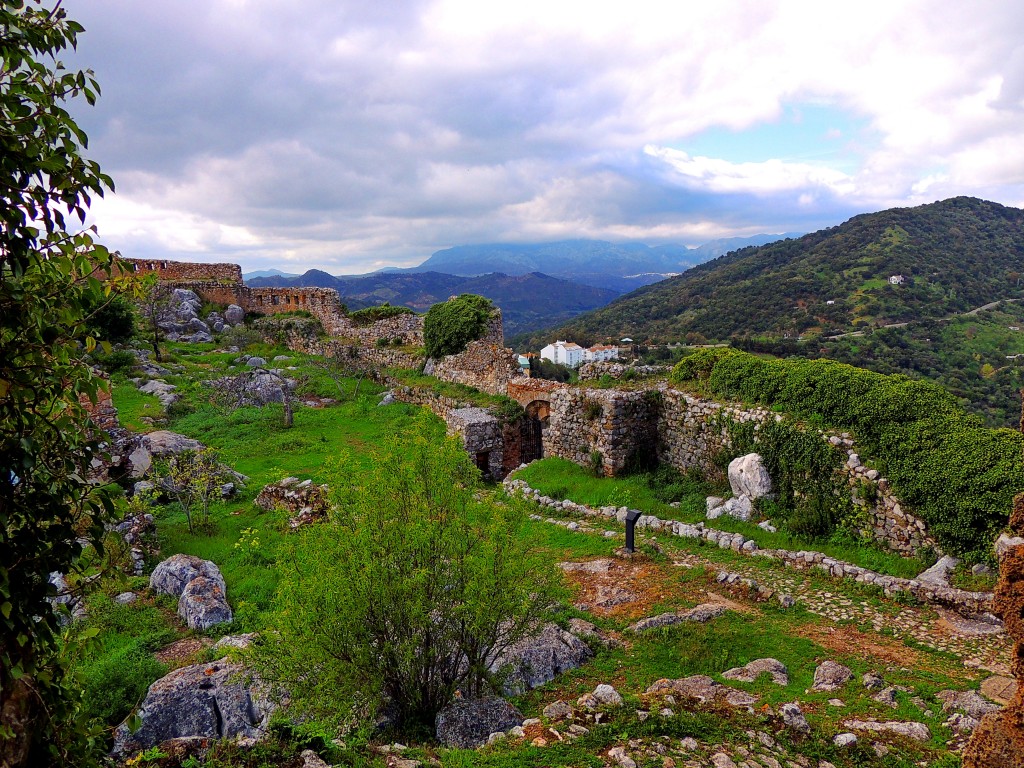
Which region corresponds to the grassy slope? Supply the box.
[82,341,990,766]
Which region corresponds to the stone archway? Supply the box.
[523,399,551,462]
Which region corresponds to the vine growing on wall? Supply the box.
[715,414,851,539]
[673,349,1024,559]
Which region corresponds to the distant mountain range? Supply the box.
[515,197,1024,428]
[247,270,618,336]
[412,235,800,292]
[246,234,798,334]
[242,268,299,281]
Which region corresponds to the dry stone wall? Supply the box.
[543,387,659,476]
[119,257,242,283]
[430,340,522,396]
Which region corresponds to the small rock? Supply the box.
[608,746,637,768]
[115,592,137,605]
[778,594,796,608]
[842,719,931,742]
[833,733,857,747]
[780,702,810,735]
[812,661,852,692]
[722,658,789,686]
[862,672,885,691]
[300,750,331,768]
[710,753,738,768]
[592,684,623,707]
[542,700,573,721]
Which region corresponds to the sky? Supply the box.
[64,0,1024,274]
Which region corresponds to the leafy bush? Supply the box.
[669,347,740,384]
[347,303,414,326]
[423,294,494,359]
[674,349,1024,558]
[85,294,136,345]
[92,349,137,374]
[255,422,559,737]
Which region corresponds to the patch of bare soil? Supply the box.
[154,636,214,667]
[793,623,932,670]
[562,557,704,619]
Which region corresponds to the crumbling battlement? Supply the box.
[117,256,423,346]
[119,257,242,284]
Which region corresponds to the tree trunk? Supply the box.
[0,676,37,768]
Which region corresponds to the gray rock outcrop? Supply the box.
[151,554,232,630]
[842,719,931,742]
[435,697,524,748]
[628,603,728,632]
[644,676,758,708]
[722,658,789,686]
[111,659,272,757]
[812,661,853,691]
[151,554,226,598]
[490,623,593,695]
[224,304,245,325]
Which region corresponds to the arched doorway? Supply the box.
[524,400,550,462]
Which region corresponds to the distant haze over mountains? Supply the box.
[246,233,799,333]
[412,235,801,292]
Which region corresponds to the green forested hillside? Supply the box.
[527,197,1024,346]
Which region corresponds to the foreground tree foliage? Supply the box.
[257,422,560,737]
[0,3,130,764]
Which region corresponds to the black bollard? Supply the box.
[624,508,642,553]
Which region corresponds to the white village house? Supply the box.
[540,340,618,368]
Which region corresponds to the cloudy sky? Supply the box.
[66,0,1024,274]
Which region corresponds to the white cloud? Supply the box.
[67,0,1024,271]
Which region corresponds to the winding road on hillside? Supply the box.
[824,297,1022,340]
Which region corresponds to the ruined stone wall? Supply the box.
[963,495,1024,766]
[543,387,659,476]
[81,376,119,433]
[430,340,522,396]
[336,313,425,346]
[247,287,347,331]
[577,362,671,380]
[656,388,935,556]
[120,257,242,283]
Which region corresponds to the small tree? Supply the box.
[256,420,559,737]
[159,448,232,533]
[136,275,169,362]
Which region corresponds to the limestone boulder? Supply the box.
[722,658,789,686]
[111,659,272,757]
[435,697,523,748]
[178,576,233,630]
[812,660,853,692]
[490,623,593,695]
[142,430,204,457]
[224,304,245,325]
[723,495,753,521]
[150,554,226,598]
[728,453,772,499]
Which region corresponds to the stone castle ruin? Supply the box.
[126,257,940,557]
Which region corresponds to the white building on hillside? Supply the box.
[540,340,584,368]
[584,343,619,363]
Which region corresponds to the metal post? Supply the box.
[624,509,642,553]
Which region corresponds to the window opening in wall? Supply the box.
[161,261,167,269]
[271,295,279,305]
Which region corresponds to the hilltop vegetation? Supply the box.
[529,197,1024,345]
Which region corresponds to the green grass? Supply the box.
[514,458,932,580]
[110,380,163,432]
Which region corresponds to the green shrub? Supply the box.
[669,347,740,384]
[347,303,414,326]
[423,294,494,359]
[675,349,1024,558]
[589,449,604,476]
[93,349,137,374]
[255,423,559,736]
